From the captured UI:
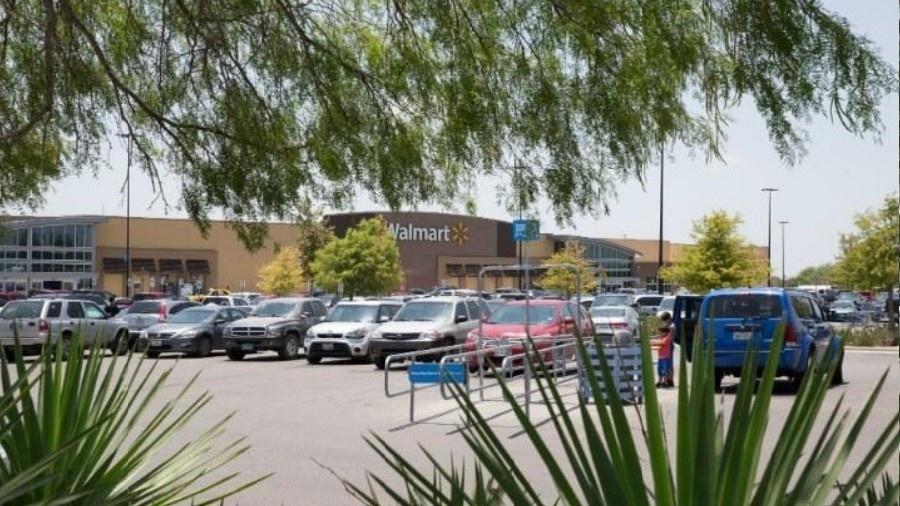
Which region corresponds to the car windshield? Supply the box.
[658,298,675,311]
[637,296,663,306]
[591,307,626,318]
[832,301,855,309]
[488,305,557,324]
[252,301,298,317]
[168,308,216,324]
[707,295,782,318]
[593,295,632,307]
[204,297,228,306]
[393,302,452,322]
[326,305,379,323]
[124,301,162,314]
[0,301,44,319]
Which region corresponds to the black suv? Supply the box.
[223,297,327,360]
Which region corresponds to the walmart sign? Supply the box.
[388,222,470,245]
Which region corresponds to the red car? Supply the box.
[464,300,593,370]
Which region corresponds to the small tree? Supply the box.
[791,264,836,287]
[310,217,403,299]
[832,194,899,326]
[661,211,768,293]
[257,246,304,296]
[540,243,597,297]
[295,214,336,290]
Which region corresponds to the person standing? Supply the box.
[652,323,674,388]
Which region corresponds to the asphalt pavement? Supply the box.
[115,346,898,505]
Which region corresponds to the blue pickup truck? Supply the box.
[673,288,844,392]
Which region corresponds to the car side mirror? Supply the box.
[214,318,226,325]
[301,312,312,318]
[378,315,391,323]
[455,315,468,323]
[563,316,575,325]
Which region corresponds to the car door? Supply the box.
[791,294,832,363]
[210,308,231,348]
[672,295,704,360]
[83,302,111,344]
[65,301,91,342]
[453,302,473,343]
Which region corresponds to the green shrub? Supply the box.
[0,336,269,504]
[842,327,899,347]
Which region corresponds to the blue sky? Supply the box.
[38,0,897,277]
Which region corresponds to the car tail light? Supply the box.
[158,305,169,322]
[784,324,797,346]
[38,319,49,334]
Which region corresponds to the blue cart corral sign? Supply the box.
[512,219,540,242]
[409,363,468,385]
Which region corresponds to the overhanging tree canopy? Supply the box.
[1,1,894,248]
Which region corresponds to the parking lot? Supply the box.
[133,347,899,505]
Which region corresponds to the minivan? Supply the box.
[674,288,843,391]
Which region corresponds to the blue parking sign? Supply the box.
[512,219,540,242]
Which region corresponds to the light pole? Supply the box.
[761,188,779,287]
[117,133,133,298]
[779,220,788,288]
[657,144,664,294]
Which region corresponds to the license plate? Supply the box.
[733,331,753,341]
[322,343,334,351]
[240,343,254,351]
[150,339,162,347]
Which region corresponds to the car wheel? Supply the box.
[713,368,724,392]
[110,330,129,356]
[278,334,299,360]
[195,336,212,358]
[791,351,815,393]
[55,333,73,361]
[831,350,845,385]
[146,351,160,359]
[226,349,245,361]
[306,355,322,365]
[373,355,387,370]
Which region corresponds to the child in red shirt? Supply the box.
[652,324,674,388]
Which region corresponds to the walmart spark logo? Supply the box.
[450,222,469,245]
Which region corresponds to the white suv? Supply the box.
[305,300,403,364]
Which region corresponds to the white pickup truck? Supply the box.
[0,298,130,357]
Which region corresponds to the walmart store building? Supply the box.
[0,212,681,296]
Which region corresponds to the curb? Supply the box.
[843,346,898,353]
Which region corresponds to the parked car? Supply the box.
[223,297,327,360]
[0,298,129,356]
[656,296,676,318]
[634,295,664,316]
[203,295,250,307]
[827,301,859,322]
[590,293,636,308]
[305,300,403,364]
[590,306,640,339]
[138,305,248,358]
[119,299,200,347]
[464,300,593,369]
[232,292,263,305]
[368,296,490,370]
[132,292,167,302]
[674,288,843,392]
[0,292,24,308]
[189,288,232,303]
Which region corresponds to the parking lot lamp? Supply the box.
[779,220,788,288]
[117,133,133,298]
[761,188,779,287]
